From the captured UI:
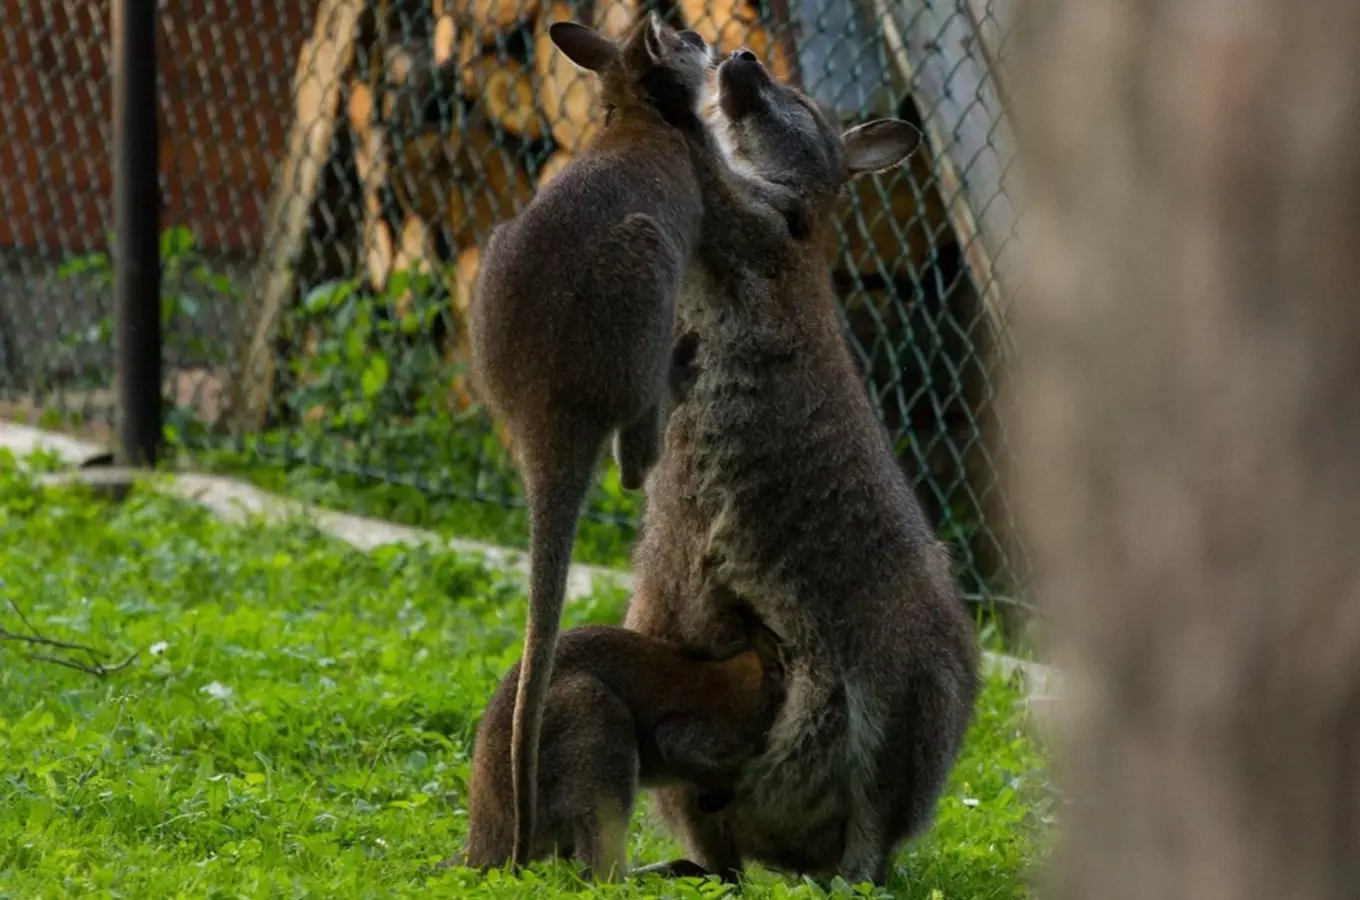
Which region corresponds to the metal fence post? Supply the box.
[113,0,161,466]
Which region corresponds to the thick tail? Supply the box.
[510,429,604,867]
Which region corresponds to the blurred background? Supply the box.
[0,0,1028,636]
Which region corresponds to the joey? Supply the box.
[623,51,982,886]
[457,621,787,879]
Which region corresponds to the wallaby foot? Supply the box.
[632,858,727,881]
[839,812,891,887]
[651,783,746,879]
[614,405,664,490]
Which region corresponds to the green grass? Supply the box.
[0,452,1050,898]
[193,448,639,570]
[190,450,1031,652]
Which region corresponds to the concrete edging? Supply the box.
[1,421,1063,702]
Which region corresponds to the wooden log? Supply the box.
[347,81,375,138]
[461,57,544,142]
[535,150,572,187]
[396,215,433,273]
[453,0,541,32]
[384,45,413,86]
[353,80,392,294]
[391,132,454,223]
[453,246,479,319]
[230,0,365,435]
[365,219,395,291]
[433,13,458,65]
[449,126,535,246]
[392,122,535,250]
[445,245,481,411]
[387,215,435,316]
[443,245,513,454]
[677,0,794,80]
[534,0,637,153]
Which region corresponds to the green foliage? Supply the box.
[56,225,239,364]
[54,224,241,446]
[0,455,1049,898]
[284,272,457,446]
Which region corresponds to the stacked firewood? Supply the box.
[237,0,953,444]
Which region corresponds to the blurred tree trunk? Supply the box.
[1009,2,1360,899]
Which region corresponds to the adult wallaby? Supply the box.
[623,50,982,886]
[467,13,749,868]
[458,620,786,879]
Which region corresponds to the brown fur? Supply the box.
[623,53,981,885]
[458,622,787,879]
[465,13,729,866]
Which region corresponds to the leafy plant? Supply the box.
[55,224,241,446]
[56,224,239,365]
[0,457,1050,898]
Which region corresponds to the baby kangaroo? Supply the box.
[467,13,718,867]
[458,621,787,880]
[625,51,981,886]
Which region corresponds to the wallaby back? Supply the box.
[465,13,721,869]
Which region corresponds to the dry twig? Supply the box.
[1,598,141,678]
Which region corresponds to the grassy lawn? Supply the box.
[0,452,1050,899]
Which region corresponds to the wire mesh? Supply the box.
[0,0,1029,612]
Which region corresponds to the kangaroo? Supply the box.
[457,621,787,879]
[465,13,806,868]
[623,50,982,886]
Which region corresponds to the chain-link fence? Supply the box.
[0,0,1026,613]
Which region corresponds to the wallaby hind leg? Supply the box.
[632,858,722,880]
[575,798,631,882]
[839,809,891,887]
[649,783,745,882]
[614,403,665,490]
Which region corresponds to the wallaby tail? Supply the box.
[510,428,604,867]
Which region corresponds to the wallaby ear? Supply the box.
[549,21,619,71]
[642,11,667,62]
[842,119,922,176]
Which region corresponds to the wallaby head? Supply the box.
[711,50,921,240]
[549,14,714,128]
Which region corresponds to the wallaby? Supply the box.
[456,620,787,879]
[466,13,799,868]
[623,50,982,886]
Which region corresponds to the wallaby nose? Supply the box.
[734,47,758,62]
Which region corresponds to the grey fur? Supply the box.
[624,52,982,885]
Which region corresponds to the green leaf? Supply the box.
[160,224,196,259]
[303,278,357,314]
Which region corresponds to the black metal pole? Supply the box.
[113,0,161,467]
